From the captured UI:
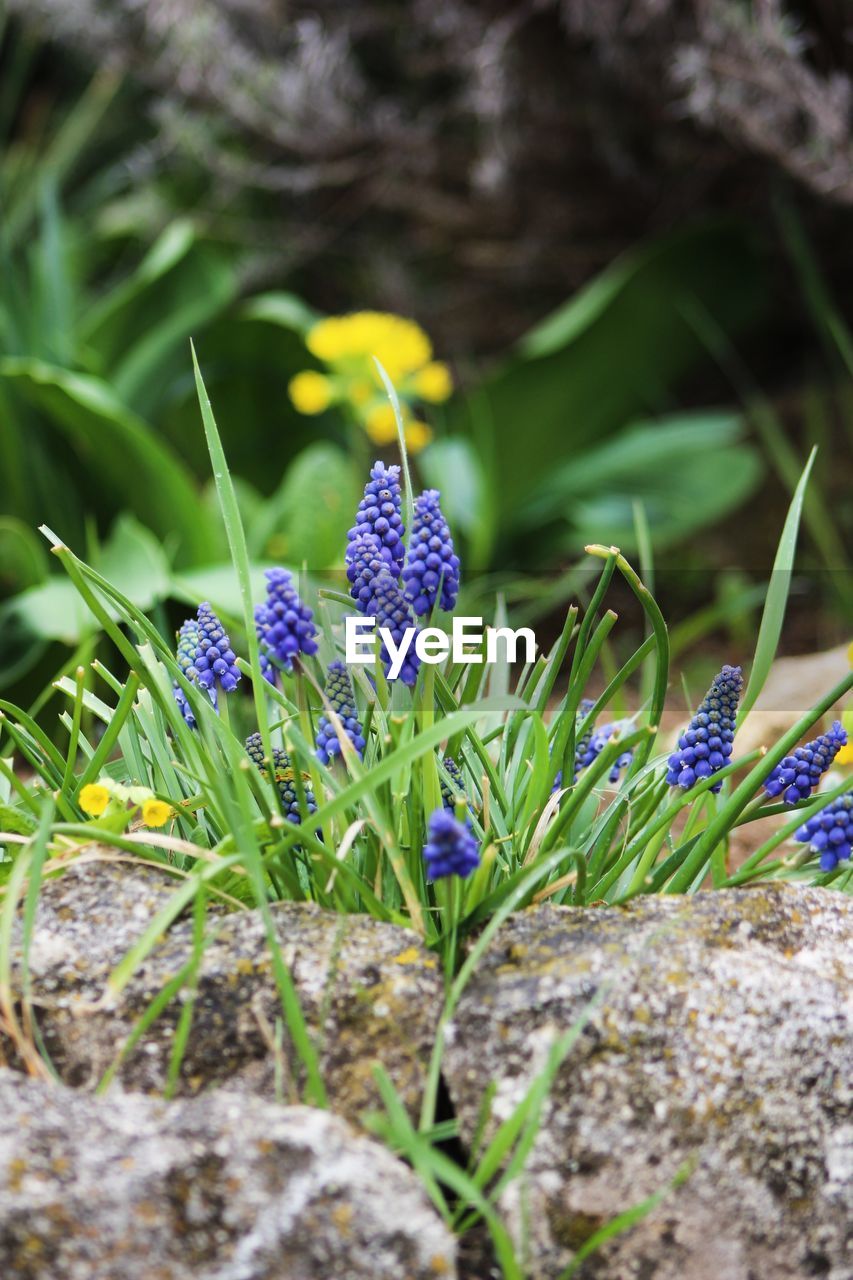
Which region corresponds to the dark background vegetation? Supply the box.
[1,1,851,697]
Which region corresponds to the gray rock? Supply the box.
[444,885,853,1280]
[0,1069,457,1279]
[6,860,442,1121]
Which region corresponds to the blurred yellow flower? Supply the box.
[306,312,432,377]
[412,361,452,403]
[79,783,110,816]
[288,370,334,415]
[404,421,433,451]
[365,404,399,445]
[290,310,451,453]
[837,742,853,766]
[142,798,173,828]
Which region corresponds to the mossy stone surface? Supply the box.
[0,1070,456,1279]
[444,885,852,1280]
[6,859,442,1123]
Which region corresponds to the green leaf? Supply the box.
[239,291,321,335]
[170,561,284,617]
[0,805,37,838]
[0,518,50,595]
[0,357,211,562]
[4,515,170,643]
[739,448,816,723]
[520,414,762,552]
[448,223,767,516]
[249,442,360,568]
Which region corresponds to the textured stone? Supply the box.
[0,1070,456,1279]
[444,885,853,1280]
[5,860,442,1122]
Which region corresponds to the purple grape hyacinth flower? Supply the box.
[666,665,743,794]
[347,461,406,574]
[402,489,460,615]
[423,808,480,880]
[194,603,241,694]
[256,568,318,673]
[315,661,366,764]
[764,721,847,806]
[367,572,421,685]
[245,732,317,825]
[578,722,634,783]
[345,531,388,614]
[794,791,853,872]
[173,618,217,727]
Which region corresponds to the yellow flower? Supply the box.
[142,799,173,828]
[288,370,334,415]
[306,312,432,379]
[837,742,853,766]
[364,403,399,445]
[404,420,433,453]
[412,361,452,403]
[348,378,374,406]
[79,783,110,817]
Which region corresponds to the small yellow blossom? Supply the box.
[404,420,433,452]
[365,403,399,445]
[142,799,173,828]
[288,371,334,415]
[292,310,450,448]
[837,742,853,766]
[412,361,452,403]
[79,783,110,817]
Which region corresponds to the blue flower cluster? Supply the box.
[316,661,366,764]
[440,756,466,812]
[194,604,241,694]
[423,808,480,880]
[402,489,460,615]
[366,572,422,686]
[795,792,853,872]
[346,461,406,573]
[255,568,318,674]
[245,732,317,824]
[764,721,847,806]
[346,532,388,613]
[579,723,634,783]
[666,665,742,793]
[172,618,217,727]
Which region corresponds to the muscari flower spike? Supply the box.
[764,721,847,806]
[194,604,241,694]
[253,605,278,688]
[402,489,460,616]
[346,531,388,614]
[666,664,743,794]
[440,756,466,813]
[423,808,480,880]
[579,723,635,784]
[256,568,318,673]
[367,572,421,686]
[794,791,853,872]
[245,733,317,825]
[316,661,366,764]
[347,461,406,575]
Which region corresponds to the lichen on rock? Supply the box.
[4,860,442,1123]
[0,1070,457,1279]
[444,884,853,1280]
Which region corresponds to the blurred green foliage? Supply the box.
[7,18,849,696]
